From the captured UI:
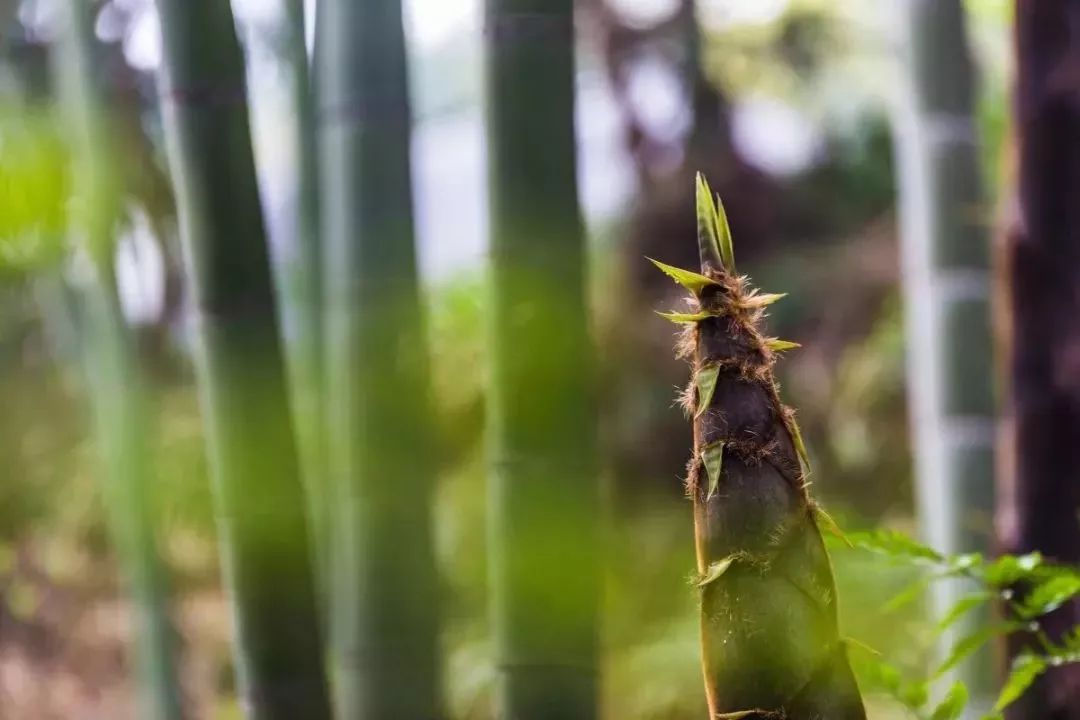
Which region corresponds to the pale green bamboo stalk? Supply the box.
[52,1,182,717]
[891,0,996,710]
[275,0,330,606]
[152,1,332,716]
[485,1,601,717]
[316,0,441,715]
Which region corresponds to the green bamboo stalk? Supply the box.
[152,1,332,717]
[656,175,865,719]
[276,0,330,605]
[485,1,600,717]
[891,0,996,707]
[315,0,441,716]
[52,2,183,718]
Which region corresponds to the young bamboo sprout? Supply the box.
[656,174,866,720]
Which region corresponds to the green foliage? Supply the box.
[0,107,68,273]
[839,526,1080,718]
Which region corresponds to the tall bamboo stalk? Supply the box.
[485,1,600,717]
[53,2,182,718]
[316,0,441,716]
[999,1,1080,716]
[657,175,865,719]
[152,1,331,717]
[891,0,996,706]
[276,0,329,600]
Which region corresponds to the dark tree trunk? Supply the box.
[1000,1,1080,717]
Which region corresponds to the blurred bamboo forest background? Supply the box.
[1,0,1073,718]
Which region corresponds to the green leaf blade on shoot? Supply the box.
[742,292,787,309]
[695,172,723,271]
[813,503,852,548]
[647,257,719,295]
[930,680,968,720]
[714,192,735,272]
[786,414,811,476]
[695,364,719,418]
[994,654,1047,712]
[655,309,717,324]
[703,441,724,500]
[696,553,738,588]
[767,338,801,353]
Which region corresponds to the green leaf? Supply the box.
[938,592,993,632]
[848,529,944,564]
[883,573,935,613]
[647,257,719,295]
[930,681,969,720]
[655,310,717,324]
[697,554,737,588]
[1020,572,1080,618]
[714,192,736,271]
[703,441,725,500]
[994,654,1046,712]
[935,623,1023,678]
[695,172,723,270]
[983,553,1043,586]
[695,364,720,418]
[766,338,801,352]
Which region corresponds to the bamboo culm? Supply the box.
[152,1,332,717]
[891,0,996,703]
[53,1,183,717]
[656,175,866,720]
[485,0,601,717]
[316,0,441,716]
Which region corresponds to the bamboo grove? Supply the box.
[23,0,1046,717]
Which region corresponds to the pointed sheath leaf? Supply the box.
[696,554,738,588]
[767,338,802,352]
[714,193,736,271]
[813,503,852,548]
[994,655,1047,712]
[648,257,719,295]
[703,441,724,499]
[695,172,723,271]
[742,292,787,308]
[930,681,968,720]
[786,415,811,474]
[695,364,720,418]
[655,309,718,324]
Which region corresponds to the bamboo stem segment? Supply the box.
[485,0,601,717]
[153,1,332,717]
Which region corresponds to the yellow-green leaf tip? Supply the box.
[647,257,719,295]
[655,310,718,324]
